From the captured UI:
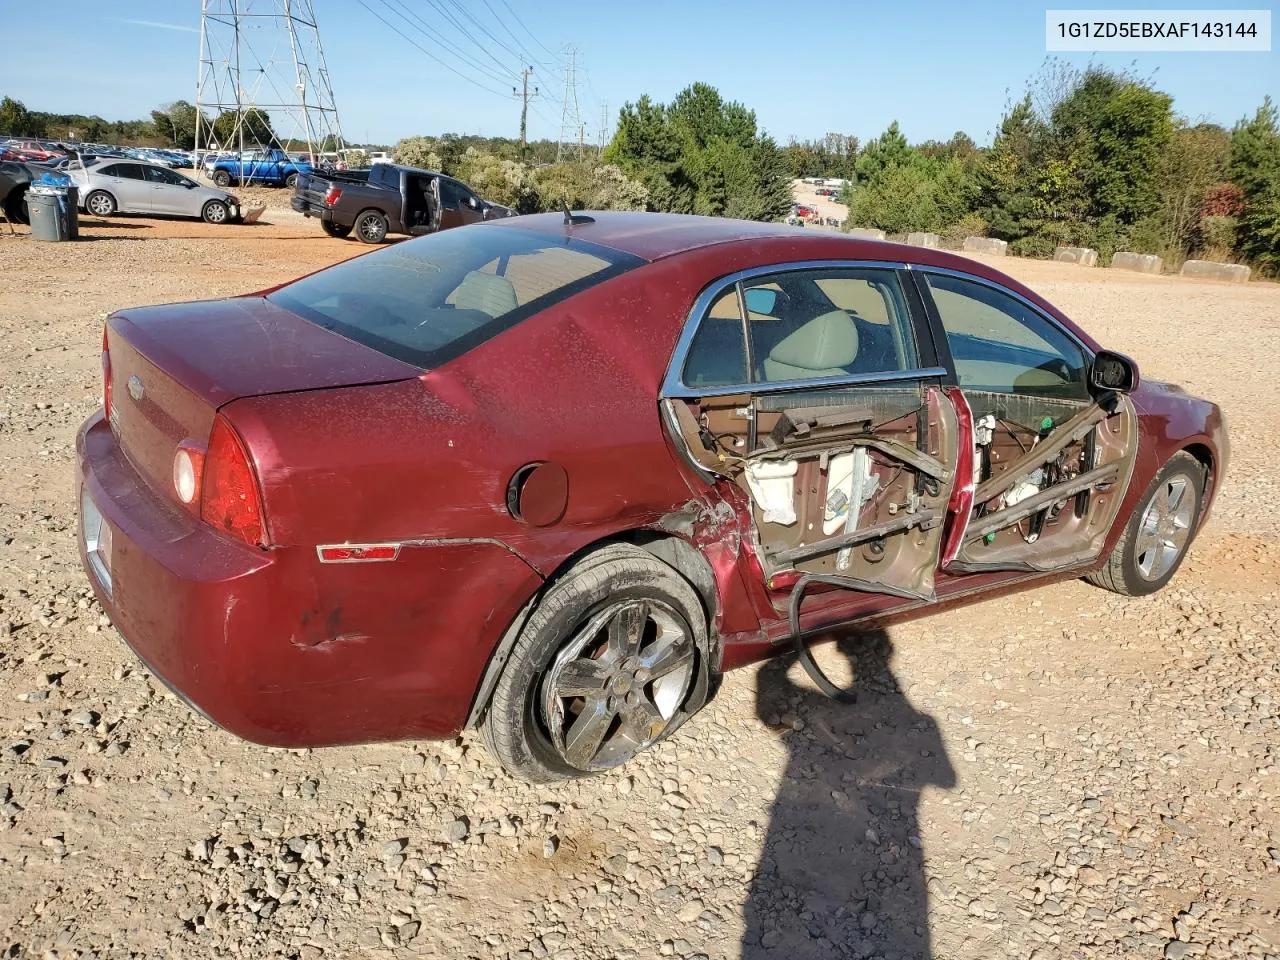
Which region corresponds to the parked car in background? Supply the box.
[68,159,245,223]
[4,139,64,162]
[0,160,40,222]
[76,212,1226,782]
[205,147,312,188]
[292,162,515,242]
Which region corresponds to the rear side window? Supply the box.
[268,226,644,368]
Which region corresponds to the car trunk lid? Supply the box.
[105,296,421,500]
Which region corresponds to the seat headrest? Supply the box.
[453,270,518,318]
[768,310,859,370]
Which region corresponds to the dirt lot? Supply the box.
[0,214,1277,960]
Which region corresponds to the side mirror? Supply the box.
[744,287,778,316]
[1090,349,1139,394]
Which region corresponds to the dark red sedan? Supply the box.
[76,212,1228,781]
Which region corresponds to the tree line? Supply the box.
[6,64,1278,273]
[782,63,1278,273]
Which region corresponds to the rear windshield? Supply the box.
[268,225,644,368]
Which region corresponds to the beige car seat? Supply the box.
[763,310,860,381]
[453,271,518,318]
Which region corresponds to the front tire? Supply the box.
[201,200,230,224]
[212,170,232,188]
[85,190,116,217]
[1087,451,1204,596]
[284,172,299,189]
[353,209,388,244]
[481,544,708,782]
[321,220,353,239]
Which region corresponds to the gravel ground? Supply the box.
[0,216,1277,960]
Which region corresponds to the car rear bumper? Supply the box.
[290,195,330,220]
[76,409,544,748]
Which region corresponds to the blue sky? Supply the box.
[2,1,1275,146]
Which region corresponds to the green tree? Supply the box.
[151,101,201,149]
[1230,96,1280,271]
[210,108,276,149]
[605,84,792,221]
[0,96,42,137]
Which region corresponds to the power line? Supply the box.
[376,0,516,87]
[437,0,533,70]
[479,0,552,69]
[496,0,559,60]
[408,0,524,83]
[356,0,511,98]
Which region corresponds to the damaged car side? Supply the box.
[75,212,1228,782]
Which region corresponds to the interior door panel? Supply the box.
[915,270,1140,575]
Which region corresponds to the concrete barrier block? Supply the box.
[846,227,887,241]
[905,232,941,248]
[1110,251,1163,274]
[1053,246,1098,267]
[962,236,1007,256]
[1179,259,1250,283]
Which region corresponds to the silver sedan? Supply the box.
[68,159,243,223]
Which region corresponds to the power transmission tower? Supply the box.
[598,101,609,156]
[511,66,539,155]
[556,47,584,162]
[195,0,344,169]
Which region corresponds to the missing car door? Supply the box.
[663,264,958,603]
[919,271,1139,574]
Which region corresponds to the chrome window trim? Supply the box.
[661,259,947,400]
[915,265,1096,362]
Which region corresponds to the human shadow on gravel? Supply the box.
[743,630,955,960]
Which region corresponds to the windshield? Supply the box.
[268,225,644,368]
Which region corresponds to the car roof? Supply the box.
[497,211,974,271]
[492,211,1095,348]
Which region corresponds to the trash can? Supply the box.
[28,183,79,242]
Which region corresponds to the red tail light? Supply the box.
[101,325,112,422]
[200,415,266,546]
[324,186,342,206]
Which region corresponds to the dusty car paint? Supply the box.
[76,213,1228,749]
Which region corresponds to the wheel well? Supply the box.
[463,531,721,730]
[355,207,386,221]
[1182,443,1215,494]
[4,184,28,219]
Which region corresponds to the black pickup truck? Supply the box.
[291,162,515,243]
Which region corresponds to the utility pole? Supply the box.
[511,66,539,155]
[598,101,608,156]
[556,47,583,163]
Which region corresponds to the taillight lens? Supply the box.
[324,186,342,205]
[200,415,266,546]
[101,325,112,421]
[173,442,206,504]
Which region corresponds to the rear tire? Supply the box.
[321,220,352,239]
[353,209,388,244]
[481,544,708,783]
[85,190,116,217]
[1087,451,1204,596]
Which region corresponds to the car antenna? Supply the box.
[561,199,594,226]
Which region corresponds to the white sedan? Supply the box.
[68,159,244,224]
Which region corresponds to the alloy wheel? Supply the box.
[1134,474,1194,580]
[541,599,695,771]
